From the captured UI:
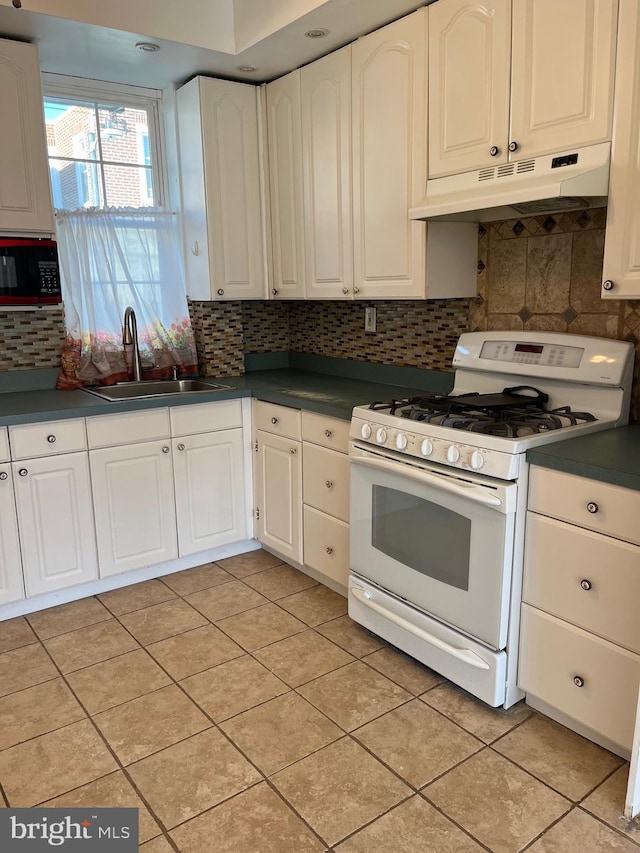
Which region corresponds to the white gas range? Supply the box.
[348,332,635,708]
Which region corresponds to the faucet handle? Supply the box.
[171,366,178,381]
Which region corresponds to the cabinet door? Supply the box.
[301,46,353,299]
[0,39,54,234]
[428,0,511,177]
[0,465,24,606]
[351,10,427,299]
[13,453,98,597]
[255,429,302,563]
[265,70,306,299]
[173,429,246,556]
[90,441,177,577]
[602,0,640,299]
[510,0,618,160]
[178,77,266,300]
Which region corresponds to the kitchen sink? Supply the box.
[82,379,235,401]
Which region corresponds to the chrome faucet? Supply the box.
[122,306,142,382]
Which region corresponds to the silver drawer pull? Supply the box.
[0,472,7,481]
[19,469,28,477]
[47,434,56,443]
[290,447,297,454]
[573,675,585,688]
[324,429,332,437]
[325,480,333,489]
[177,443,185,451]
[586,502,599,514]
[162,446,170,454]
[326,547,333,555]
[271,417,278,424]
[580,579,592,591]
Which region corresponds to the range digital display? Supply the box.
[514,344,544,354]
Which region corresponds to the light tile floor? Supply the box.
[0,549,638,852]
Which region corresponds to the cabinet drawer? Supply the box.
[524,512,640,653]
[301,411,349,453]
[0,428,8,463]
[87,409,170,448]
[255,401,301,439]
[170,400,242,436]
[303,443,349,521]
[303,505,349,588]
[10,419,87,459]
[528,466,640,546]
[519,604,640,750]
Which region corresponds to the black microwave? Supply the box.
[0,237,62,305]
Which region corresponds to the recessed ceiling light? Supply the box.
[236,65,258,73]
[305,28,329,38]
[136,42,160,53]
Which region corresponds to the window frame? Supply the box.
[41,73,168,211]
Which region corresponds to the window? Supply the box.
[44,87,161,209]
[43,78,197,387]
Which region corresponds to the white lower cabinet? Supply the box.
[173,429,246,556]
[0,464,24,605]
[255,427,303,564]
[520,465,640,755]
[13,452,98,596]
[90,440,178,578]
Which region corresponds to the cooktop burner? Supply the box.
[369,388,597,437]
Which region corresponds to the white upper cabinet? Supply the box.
[602,0,640,299]
[0,39,54,235]
[352,9,428,299]
[177,76,266,300]
[428,0,618,178]
[265,70,306,299]
[429,0,511,177]
[301,47,353,300]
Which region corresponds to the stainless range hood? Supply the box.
[409,142,611,222]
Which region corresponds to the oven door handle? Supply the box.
[351,586,491,671]
[350,449,504,509]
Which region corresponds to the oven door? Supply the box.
[349,442,517,650]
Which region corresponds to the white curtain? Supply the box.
[55,208,198,387]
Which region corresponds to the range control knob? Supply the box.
[361,423,372,440]
[395,433,408,451]
[447,445,460,464]
[470,450,485,470]
[421,439,434,457]
[376,427,387,445]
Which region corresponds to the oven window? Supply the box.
[371,485,471,591]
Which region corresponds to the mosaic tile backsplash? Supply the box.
[2,207,639,420]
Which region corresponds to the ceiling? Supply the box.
[0,0,431,90]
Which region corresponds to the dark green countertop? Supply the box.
[526,424,640,491]
[0,359,453,426]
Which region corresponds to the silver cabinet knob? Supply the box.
[326,546,333,555]
[271,417,278,424]
[324,429,332,437]
[573,675,585,688]
[602,279,614,292]
[586,502,599,514]
[217,289,225,296]
[47,434,56,443]
[342,287,349,295]
[0,472,7,481]
[325,480,333,489]
[18,469,28,477]
[508,140,519,152]
[353,286,360,294]
[290,447,297,454]
[177,443,185,451]
[580,579,592,591]
[162,446,170,454]
[489,145,500,156]
[272,289,279,296]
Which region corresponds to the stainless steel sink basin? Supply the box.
[82,379,234,401]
